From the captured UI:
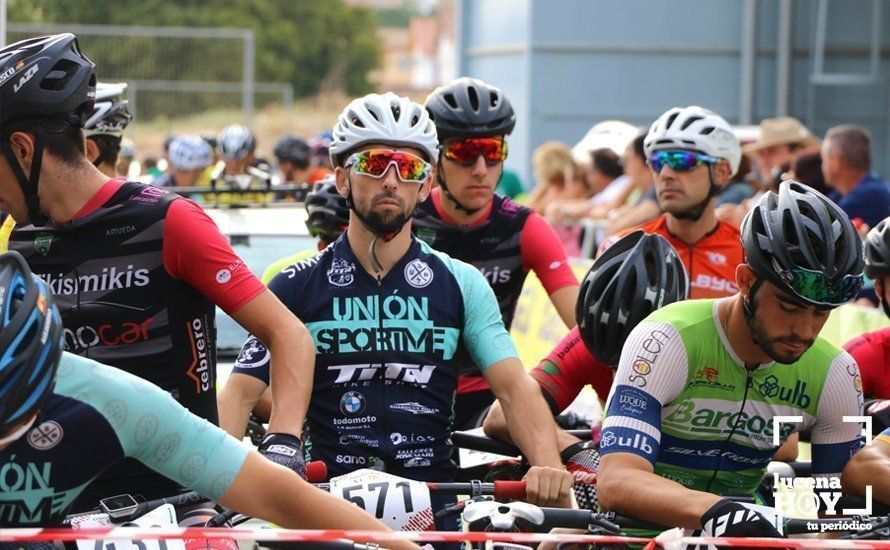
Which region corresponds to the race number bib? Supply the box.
[71,504,186,550]
[329,468,434,531]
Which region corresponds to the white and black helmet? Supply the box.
[218,124,256,160]
[645,106,741,176]
[84,82,133,137]
[330,92,438,167]
[168,135,214,170]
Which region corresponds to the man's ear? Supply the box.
[85,139,101,164]
[8,131,37,173]
[736,263,755,298]
[715,160,733,186]
[334,166,349,198]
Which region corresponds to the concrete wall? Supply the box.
[457,0,890,188]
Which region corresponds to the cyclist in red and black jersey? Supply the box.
[415,78,579,429]
[844,217,890,404]
[483,230,688,508]
[0,34,314,509]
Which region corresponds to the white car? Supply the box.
[205,205,316,374]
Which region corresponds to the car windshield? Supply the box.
[216,233,316,358]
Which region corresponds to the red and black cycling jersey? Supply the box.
[412,188,578,396]
[9,178,263,503]
[530,326,614,413]
[844,326,890,399]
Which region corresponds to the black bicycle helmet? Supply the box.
[577,230,688,365]
[424,77,516,142]
[0,251,64,435]
[305,175,348,244]
[274,135,311,166]
[0,34,96,226]
[864,217,890,279]
[742,180,864,307]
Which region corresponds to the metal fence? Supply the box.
[5,22,293,124]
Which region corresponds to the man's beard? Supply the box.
[746,307,814,364]
[357,193,413,236]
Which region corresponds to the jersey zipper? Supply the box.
[376,273,390,471]
[704,369,754,494]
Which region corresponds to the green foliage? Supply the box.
[7,0,381,97]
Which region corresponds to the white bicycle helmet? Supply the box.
[84,82,132,137]
[329,92,438,167]
[168,135,213,170]
[644,106,741,176]
[218,124,256,160]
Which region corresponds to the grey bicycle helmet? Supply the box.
[864,217,890,279]
[742,180,864,307]
[577,230,688,365]
[425,77,516,142]
[218,125,256,160]
[85,82,133,137]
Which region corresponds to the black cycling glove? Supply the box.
[258,433,307,479]
[700,499,783,539]
[561,440,599,510]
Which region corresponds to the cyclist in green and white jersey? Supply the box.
[261,175,347,284]
[597,180,866,539]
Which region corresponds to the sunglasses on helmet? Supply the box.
[345,150,432,184]
[782,267,863,307]
[443,137,508,166]
[647,150,719,173]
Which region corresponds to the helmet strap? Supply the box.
[437,149,487,215]
[1,132,49,226]
[881,295,890,319]
[672,164,717,222]
[743,276,764,319]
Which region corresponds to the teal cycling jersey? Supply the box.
[0,353,249,526]
[601,299,863,496]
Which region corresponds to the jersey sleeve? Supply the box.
[74,355,249,501]
[530,326,613,413]
[162,198,265,314]
[599,321,688,465]
[844,332,882,397]
[810,352,865,480]
[519,212,579,295]
[451,259,519,370]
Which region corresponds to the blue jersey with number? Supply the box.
[0,353,249,527]
[232,234,518,481]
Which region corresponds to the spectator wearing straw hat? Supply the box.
[743,116,820,191]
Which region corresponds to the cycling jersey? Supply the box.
[530,326,614,413]
[878,427,890,445]
[844,326,890,399]
[232,234,518,481]
[600,215,743,298]
[9,178,263,503]
[412,188,578,424]
[261,248,318,284]
[0,353,248,527]
[601,299,863,496]
[0,214,13,253]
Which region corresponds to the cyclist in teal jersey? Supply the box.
[597,181,865,540]
[0,251,417,549]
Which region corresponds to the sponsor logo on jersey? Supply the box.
[186,316,212,394]
[757,375,812,409]
[333,415,377,426]
[0,460,55,522]
[39,265,151,295]
[479,265,512,284]
[390,432,431,445]
[63,318,154,352]
[27,421,63,451]
[627,329,669,388]
[216,269,232,284]
[339,434,380,446]
[416,228,437,244]
[327,258,355,287]
[34,233,53,256]
[689,367,736,391]
[664,446,771,467]
[404,457,431,468]
[706,251,727,266]
[846,361,863,396]
[395,447,434,460]
[235,337,269,370]
[131,185,166,204]
[663,399,797,443]
[389,402,439,415]
[328,363,436,385]
[340,391,366,416]
[600,431,654,455]
[335,454,367,465]
[404,259,433,288]
[105,225,137,237]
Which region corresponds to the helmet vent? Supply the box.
[467,85,480,111]
[701,126,715,135]
[41,59,80,91]
[665,112,679,128]
[443,93,458,109]
[390,103,401,121]
[681,116,702,130]
[490,91,500,107]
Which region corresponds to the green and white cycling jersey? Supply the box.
[261,248,318,285]
[601,299,863,496]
